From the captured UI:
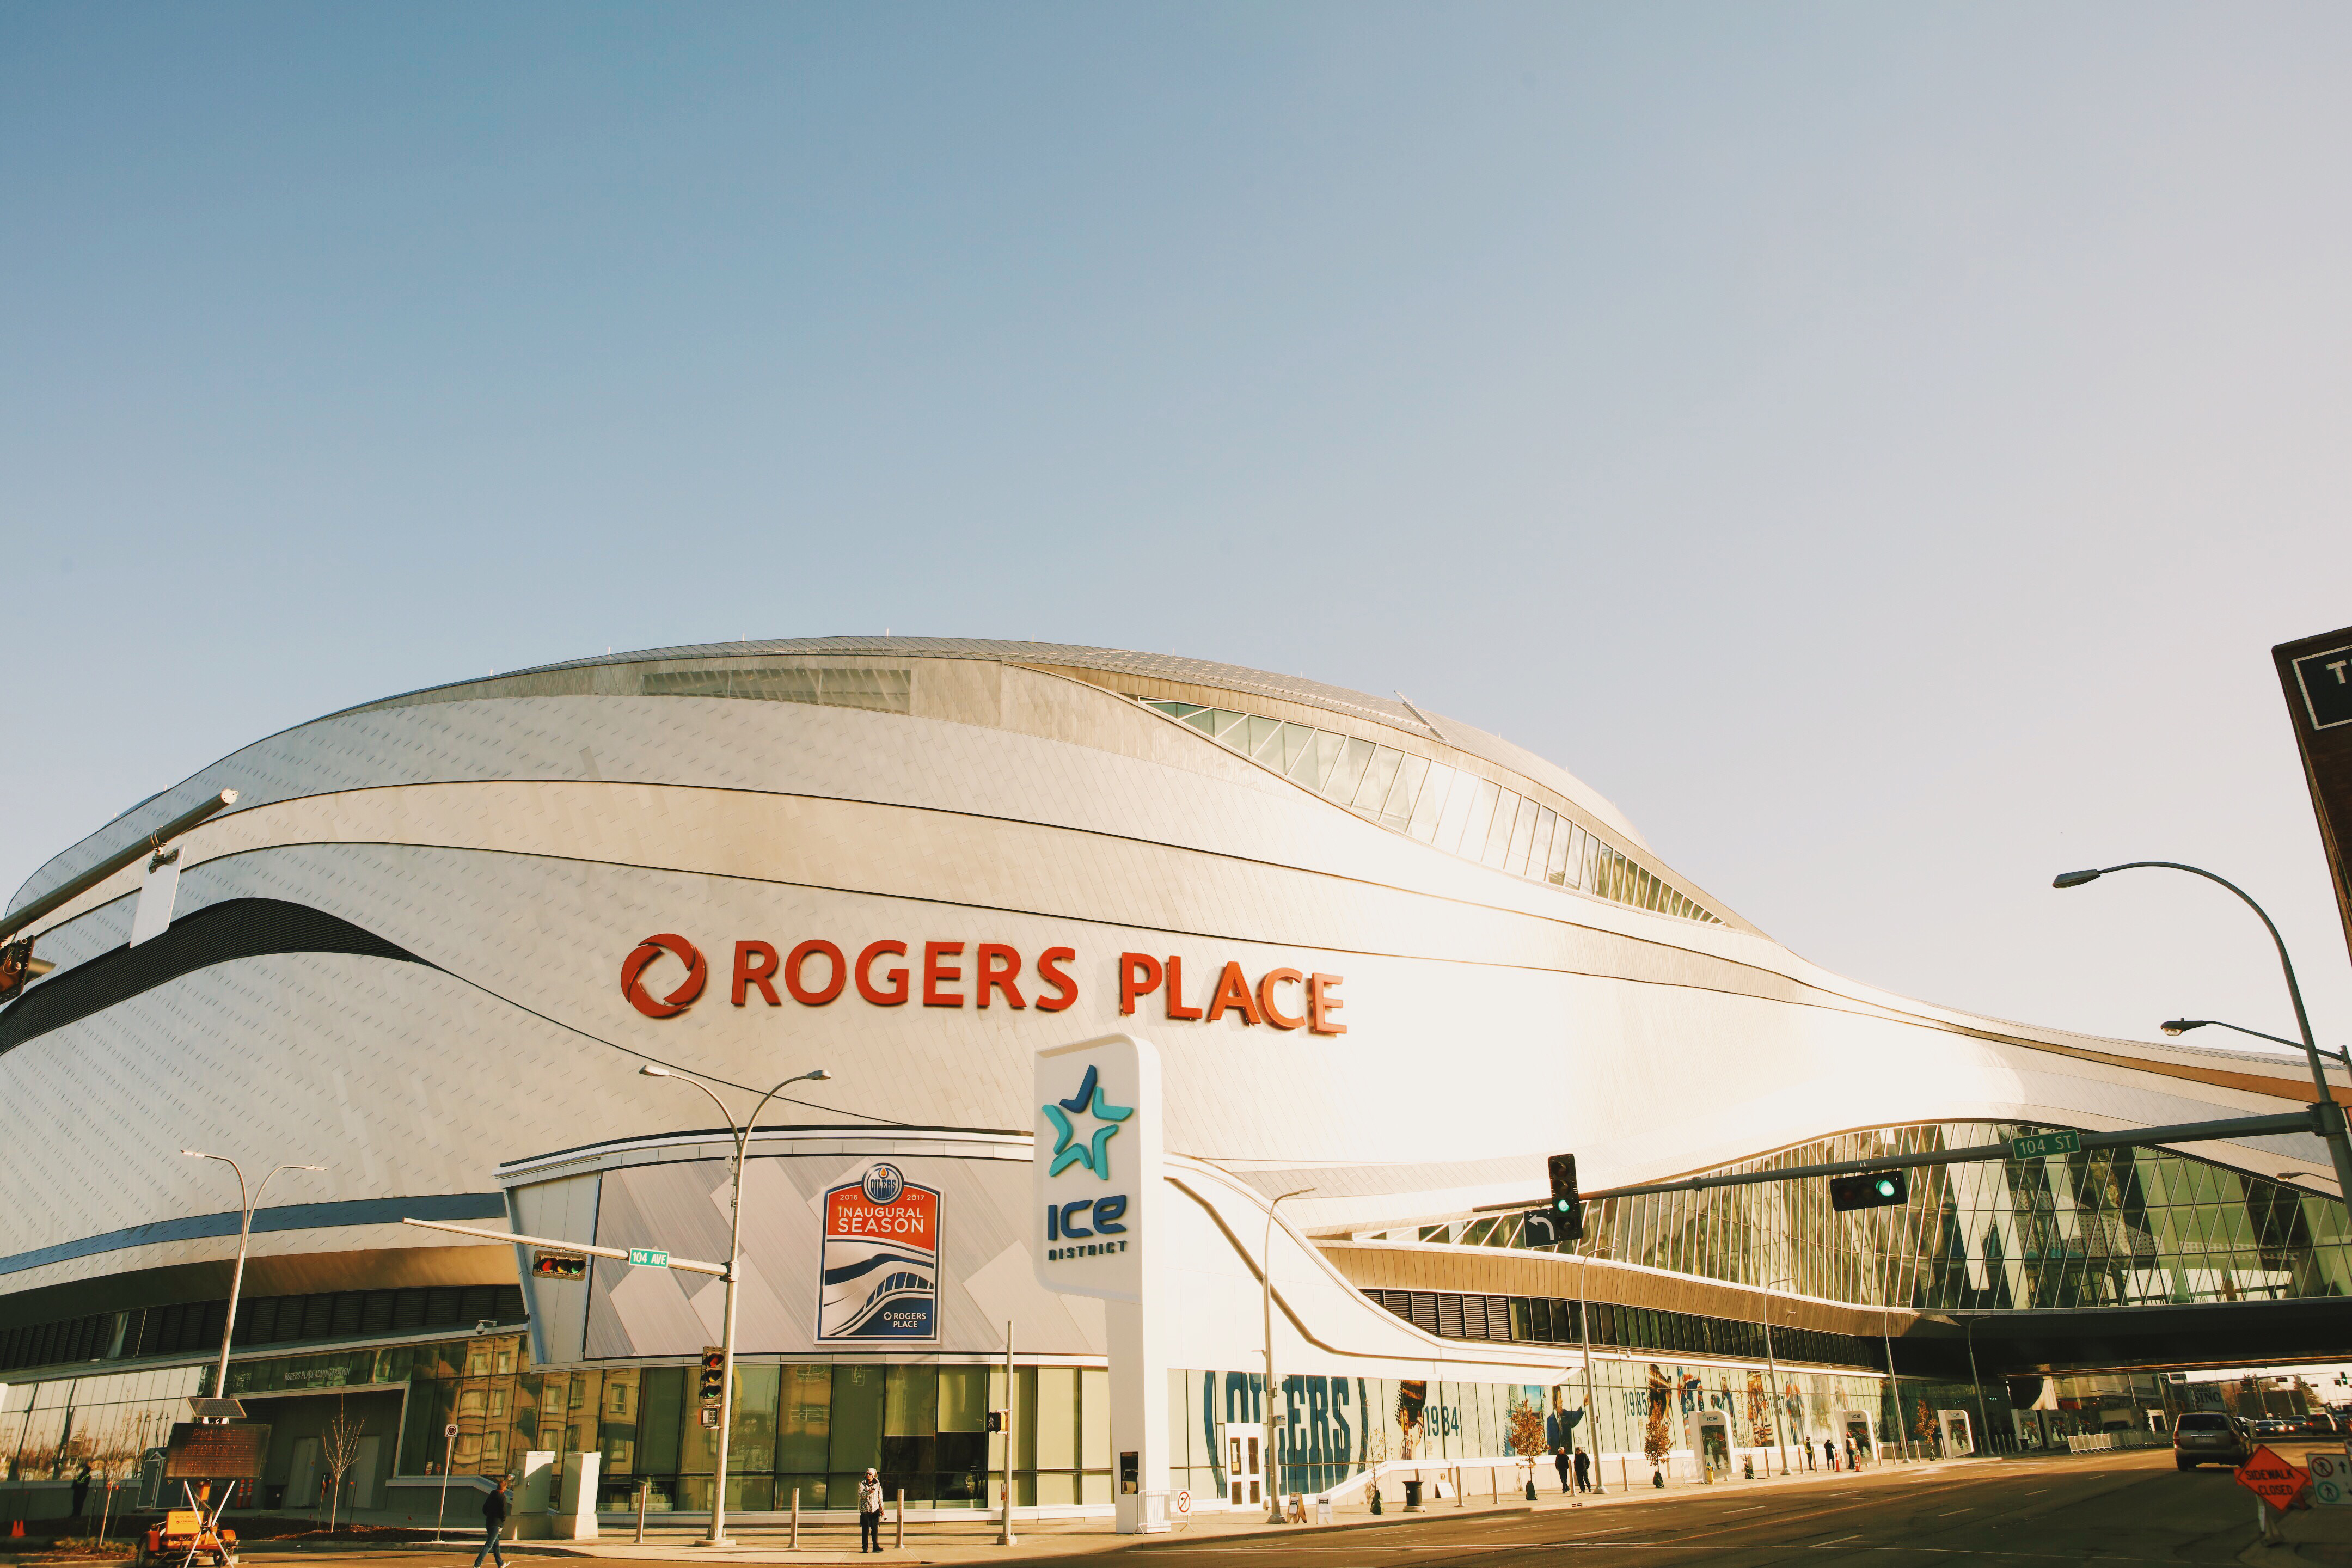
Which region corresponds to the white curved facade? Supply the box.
[1,639,2344,1510]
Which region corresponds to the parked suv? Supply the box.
[2173,1411,2251,1469]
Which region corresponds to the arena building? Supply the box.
[1,638,2347,1523]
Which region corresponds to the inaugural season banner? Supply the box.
[817,1163,941,1343]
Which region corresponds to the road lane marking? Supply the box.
[1939,1508,1972,1515]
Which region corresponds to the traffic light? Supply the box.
[699,1347,726,1408]
[531,1251,587,1281]
[1546,1154,1584,1241]
[1829,1171,1908,1211]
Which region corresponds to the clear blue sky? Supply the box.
[8,3,2352,1052]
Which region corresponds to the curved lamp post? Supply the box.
[181,1152,323,1415]
[2054,862,2352,1219]
[638,1064,832,1546]
[1261,1186,1314,1523]
[1760,1279,1794,1476]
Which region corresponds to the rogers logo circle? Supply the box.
[621,934,708,1018]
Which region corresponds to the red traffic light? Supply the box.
[531,1251,587,1281]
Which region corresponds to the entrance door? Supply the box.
[286,1438,322,1510]
[1224,1424,1265,1509]
[351,1437,383,1510]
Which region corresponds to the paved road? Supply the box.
[209,1451,2267,1567]
[1098,1450,2256,1566]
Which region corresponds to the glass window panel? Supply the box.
[1302,730,1347,793]
[937,1366,988,1434]
[1208,709,1248,744]
[1560,826,1584,888]
[1245,715,1283,761]
[1353,746,1402,812]
[1459,780,1502,861]
[1505,797,1539,875]
[1529,809,1557,881]
[1384,752,1431,827]
[885,1364,936,1437]
[1326,737,1376,803]
[778,1364,832,1473]
[1409,764,1455,842]
[1481,790,1519,867]
[1281,723,1316,776]
[828,1364,886,1476]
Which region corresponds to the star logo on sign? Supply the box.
[1042,1064,1132,1180]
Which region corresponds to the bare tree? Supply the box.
[318,1397,367,1534]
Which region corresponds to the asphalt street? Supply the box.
[1090,1450,2258,1566]
[210,1450,2274,1567]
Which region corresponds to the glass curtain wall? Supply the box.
[1140,700,1720,925]
[1428,1123,2352,1309]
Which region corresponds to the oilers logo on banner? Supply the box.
[817,1165,940,1342]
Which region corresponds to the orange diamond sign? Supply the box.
[2237,1446,2310,1511]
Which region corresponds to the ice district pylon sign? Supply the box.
[1035,1034,1167,1533]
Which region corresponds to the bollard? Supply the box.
[635,1479,647,1544]
[790,1487,800,1550]
[896,1487,905,1549]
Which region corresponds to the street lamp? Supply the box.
[1261,1186,1314,1523]
[638,1064,831,1546]
[2054,862,2352,1221]
[181,1152,322,1416]
[1760,1279,1793,1477]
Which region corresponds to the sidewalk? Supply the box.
[452,1456,1980,1564]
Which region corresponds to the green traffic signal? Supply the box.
[1873,1178,1897,1198]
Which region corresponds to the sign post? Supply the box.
[1034,1034,1165,1534]
[436,1424,458,1542]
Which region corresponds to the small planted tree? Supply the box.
[319,1398,367,1533]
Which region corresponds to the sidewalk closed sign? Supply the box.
[2308,1451,2352,1507]
[2237,1446,2310,1511]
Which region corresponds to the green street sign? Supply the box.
[2010,1130,2082,1160]
[627,1247,671,1268]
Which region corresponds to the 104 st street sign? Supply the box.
[2010,1130,2082,1160]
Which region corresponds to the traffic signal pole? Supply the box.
[1559,1108,2324,1205]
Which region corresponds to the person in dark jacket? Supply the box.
[71,1462,91,1517]
[473,1476,510,1568]
[1572,1447,1592,1493]
[1553,1445,1571,1493]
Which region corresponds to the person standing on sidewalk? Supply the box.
[1572,1447,1591,1493]
[859,1467,884,1552]
[1553,1446,1571,1494]
[471,1476,510,1568]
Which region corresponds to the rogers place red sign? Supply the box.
[620,936,1344,1035]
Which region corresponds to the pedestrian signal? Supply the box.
[1829,1171,1908,1211]
[988,1410,1004,1434]
[699,1347,726,1407]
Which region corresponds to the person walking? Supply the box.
[471,1475,510,1568]
[858,1467,884,1552]
[1572,1447,1592,1493]
[71,1462,91,1518]
[1553,1445,1571,1494]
